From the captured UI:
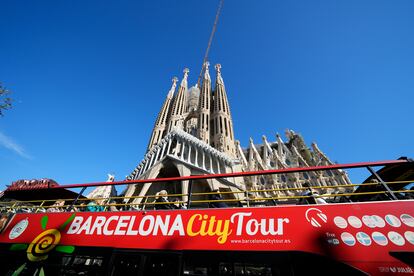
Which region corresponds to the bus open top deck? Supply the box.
[1,159,414,275]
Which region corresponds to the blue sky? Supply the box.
[0,0,413,192]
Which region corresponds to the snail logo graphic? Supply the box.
[27,228,62,262]
[9,214,76,275]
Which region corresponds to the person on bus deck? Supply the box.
[299,183,317,205]
[154,190,174,210]
[73,202,86,212]
[172,198,186,209]
[87,200,104,212]
[312,191,328,204]
[0,214,9,232]
[208,189,228,208]
[47,200,65,212]
[108,200,119,211]
[300,183,328,204]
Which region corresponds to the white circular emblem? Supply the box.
[348,216,362,228]
[401,214,414,227]
[388,231,405,246]
[404,231,414,245]
[341,232,356,246]
[385,215,401,227]
[356,232,372,246]
[9,218,29,240]
[334,216,348,229]
[372,231,388,246]
[371,215,386,228]
[362,215,376,228]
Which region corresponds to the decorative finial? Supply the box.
[203,61,211,80]
[249,137,254,144]
[168,77,178,98]
[106,174,115,182]
[215,63,221,73]
[215,64,224,84]
[180,68,189,87]
[285,129,293,140]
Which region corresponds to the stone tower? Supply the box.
[211,64,237,157]
[167,68,189,132]
[197,62,211,144]
[147,77,177,151]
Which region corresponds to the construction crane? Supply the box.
[196,0,224,88]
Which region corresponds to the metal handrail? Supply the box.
[5,159,406,190]
[1,159,412,213]
[1,185,413,213]
[1,179,412,207]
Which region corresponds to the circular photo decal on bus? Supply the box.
[362,215,376,228]
[404,231,414,245]
[400,214,414,227]
[341,232,356,246]
[356,232,372,246]
[371,215,385,228]
[9,218,29,240]
[388,231,405,246]
[334,216,348,229]
[385,215,402,228]
[347,216,362,228]
[371,231,388,246]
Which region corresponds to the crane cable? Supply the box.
[196,0,224,88]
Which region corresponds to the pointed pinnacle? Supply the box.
[180,68,190,87]
[168,77,178,98]
[215,63,222,73]
[203,61,211,80]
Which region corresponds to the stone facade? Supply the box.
[237,131,352,201]
[86,174,117,203]
[124,62,352,205]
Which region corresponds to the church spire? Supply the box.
[147,77,178,151]
[197,61,211,144]
[215,63,224,85]
[167,68,189,132]
[180,67,189,89]
[167,76,178,98]
[211,64,236,157]
[204,61,211,80]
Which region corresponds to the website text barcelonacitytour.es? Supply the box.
[0,159,414,275]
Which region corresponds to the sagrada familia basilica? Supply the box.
[99,62,353,206]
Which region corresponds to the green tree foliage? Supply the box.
[0,83,12,116]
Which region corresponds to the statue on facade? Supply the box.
[106,174,115,182]
[285,129,295,141]
[217,134,225,152]
[176,119,184,129]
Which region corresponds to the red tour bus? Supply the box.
[0,159,413,275]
